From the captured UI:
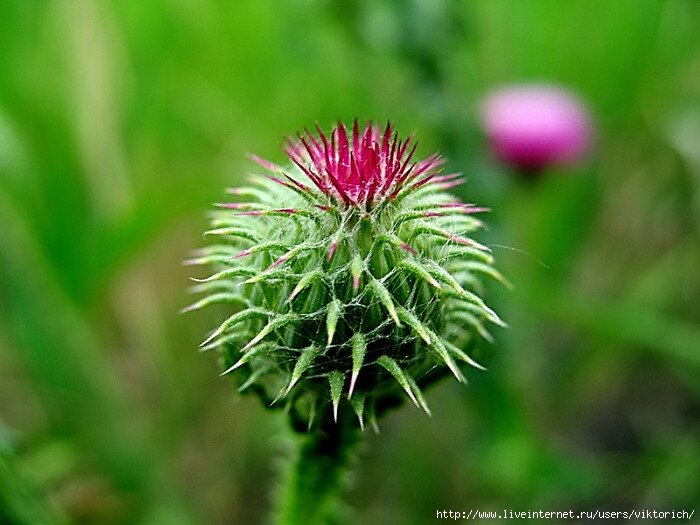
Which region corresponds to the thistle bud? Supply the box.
[187,121,505,431]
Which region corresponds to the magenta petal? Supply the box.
[281,122,446,209]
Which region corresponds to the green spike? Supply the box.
[451,272,482,294]
[328,371,345,422]
[243,313,297,351]
[449,311,494,343]
[200,331,249,352]
[409,223,489,251]
[287,270,323,302]
[426,333,466,382]
[411,200,458,211]
[481,303,506,328]
[192,243,238,256]
[369,280,401,327]
[350,254,364,291]
[238,365,271,392]
[414,202,487,217]
[442,216,483,233]
[200,308,269,347]
[393,210,431,227]
[243,266,293,284]
[184,253,236,266]
[221,342,277,375]
[350,393,366,431]
[247,208,318,220]
[180,292,247,313]
[451,299,488,316]
[217,202,265,212]
[440,277,496,311]
[397,259,441,289]
[349,333,366,398]
[444,340,487,371]
[459,261,513,288]
[245,245,315,284]
[188,279,238,294]
[376,356,419,408]
[326,299,343,346]
[423,260,468,296]
[406,375,432,416]
[447,247,494,265]
[208,216,248,229]
[204,227,260,243]
[275,244,310,265]
[190,267,256,283]
[396,307,431,344]
[394,209,482,230]
[452,300,506,328]
[285,346,321,394]
[235,240,290,258]
[375,233,412,253]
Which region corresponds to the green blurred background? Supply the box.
[1,1,699,523]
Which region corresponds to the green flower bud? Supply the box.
[186,121,506,431]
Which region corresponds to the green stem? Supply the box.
[274,420,360,525]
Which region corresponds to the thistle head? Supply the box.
[482,84,592,173]
[186,121,506,432]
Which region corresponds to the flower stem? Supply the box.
[274,418,360,525]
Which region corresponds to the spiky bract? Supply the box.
[187,122,506,431]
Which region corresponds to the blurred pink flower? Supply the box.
[482,84,592,172]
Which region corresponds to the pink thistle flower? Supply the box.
[251,120,447,209]
[482,84,593,172]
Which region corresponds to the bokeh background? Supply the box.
[1,1,699,524]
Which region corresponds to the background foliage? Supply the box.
[1,1,699,523]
